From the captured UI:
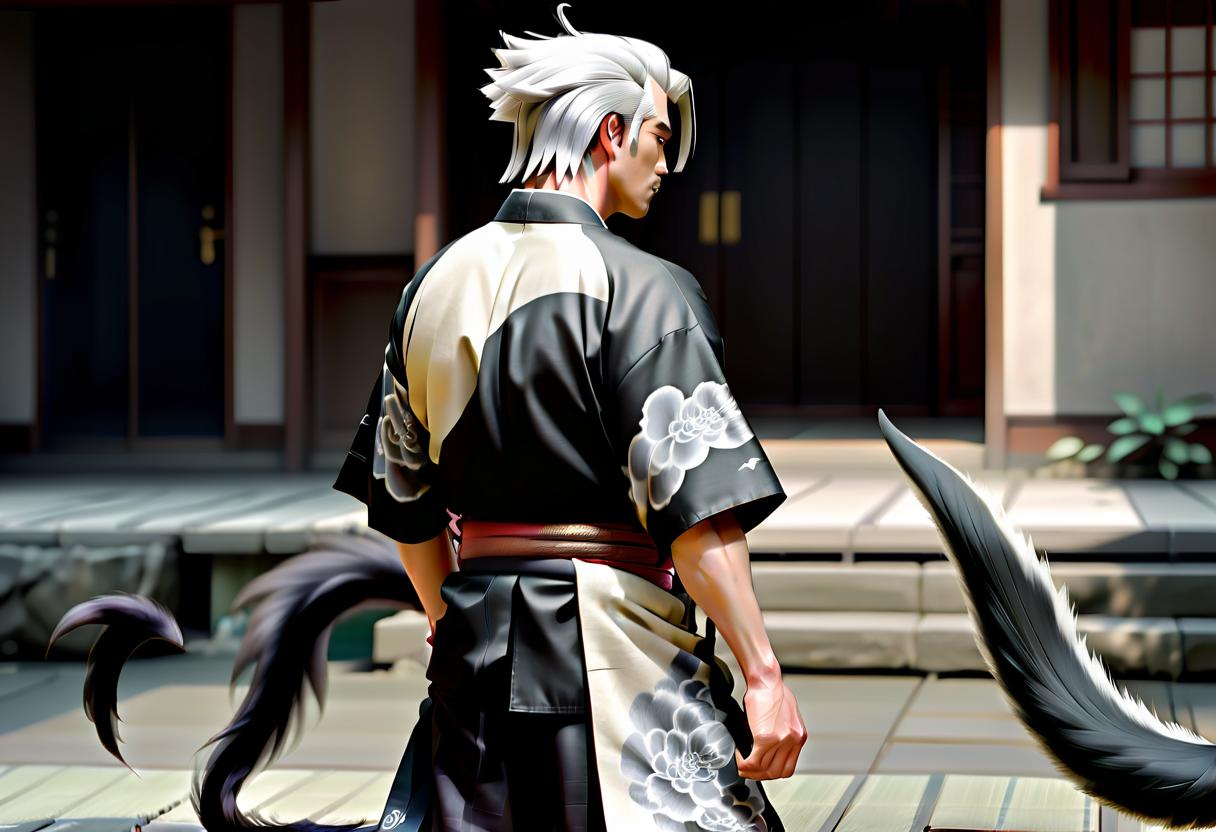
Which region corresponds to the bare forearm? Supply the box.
[396,531,456,629]
[670,512,781,687]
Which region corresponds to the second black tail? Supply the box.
[877,409,1216,830]
[51,532,422,832]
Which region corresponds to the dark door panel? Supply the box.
[36,8,227,446]
[133,10,227,437]
[798,56,865,406]
[865,62,936,407]
[442,0,984,417]
[721,55,797,405]
[36,12,132,443]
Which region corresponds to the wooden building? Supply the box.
[0,0,1212,471]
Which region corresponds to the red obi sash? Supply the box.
[457,520,674,590]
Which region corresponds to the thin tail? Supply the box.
[192,532,421,832]
[876,408,1216,829]
[46,593,184,769]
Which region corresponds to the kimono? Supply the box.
[333,188,788,832]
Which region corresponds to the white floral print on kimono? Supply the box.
[627,381,754,530]
[373,360,433,502]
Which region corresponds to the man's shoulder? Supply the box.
[579,226,707,310]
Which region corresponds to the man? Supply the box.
[333,5,807,830]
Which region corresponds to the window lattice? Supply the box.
[1129,0,1215,168]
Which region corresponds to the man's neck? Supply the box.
[523,159,613,221]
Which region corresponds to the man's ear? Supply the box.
[597,113,623,161]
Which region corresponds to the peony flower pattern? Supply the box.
[626,380,754,529]
[621,664,768,832]
[373,362,433,502]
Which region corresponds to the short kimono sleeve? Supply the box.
[332,359,451,544]
[607,322,787,556]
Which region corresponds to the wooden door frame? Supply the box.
[29,5,235,453]
[985,0,1006,468]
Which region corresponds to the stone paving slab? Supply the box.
[2,469,1215,559]
[252,770,380,820]
[1,766,128,821]
[750,477,905,552]
[1006,480,1166,555]
[158,768,316,822]
[0,766,64,804]
[57,495,243,548]
[1183,482,1216,510]
[8,767,1109,832]
[761,773,856,832]
[877,740,1062,777]
[0,765,1131,832]
[181,490,353,554]
[67,769,191,820]
[893,713,1035,744]
[0,486,116,526]
[1123,481,1216,556]
[930,774,1099,831]
[906,677,1016,717]
[315,772,395,824]
[834,773,931,832]
[852,474,1014,553]
[263,493,370,553]
[132,487,319,539]
[795,735,890,774]
[1169,682,1216,736]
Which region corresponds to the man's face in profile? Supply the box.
[608,76,673,219]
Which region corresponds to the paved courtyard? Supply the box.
[2,437,1215,559]
[3,428,1216,829]
[0,653,1214,830]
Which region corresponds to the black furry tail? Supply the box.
[47,593,184,768]
[877,409,1216,829]
[193,532,421,832]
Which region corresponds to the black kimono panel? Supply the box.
[333,188,787,562]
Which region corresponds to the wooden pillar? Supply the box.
[283,0,309,471]
[415,0,446,263]
[984,0,1006,469]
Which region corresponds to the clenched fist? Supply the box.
[735,676,808,780]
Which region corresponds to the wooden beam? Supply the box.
[414,0,446,263]
[224,6,235,449]
[283,0,309,471]
[985,0,1006,468]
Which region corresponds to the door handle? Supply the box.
[721,191,741,245]
[699,191,719,245]
[199,204,224,265]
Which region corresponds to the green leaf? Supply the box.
[1154,390,1165,414]
[1046,436,1085,461]
[1077,444,1106,463]
[1107,417,1139,435]
[1190,443,1214,465]
[1163,403,1195,427]
[1164,436,1190,464]
[1159,458,1179,479]
[1139,412,1165,435]
[1113,392,1144,417]
[1175,422,1199,436]
[1172,392,1214,409]
[1107,434,1150,463]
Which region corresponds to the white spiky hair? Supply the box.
[480,3,696,185]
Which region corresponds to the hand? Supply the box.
[735,676,808,780]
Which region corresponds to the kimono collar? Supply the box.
[495,188,609,228]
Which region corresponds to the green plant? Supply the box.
[1044,390,1214,479]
